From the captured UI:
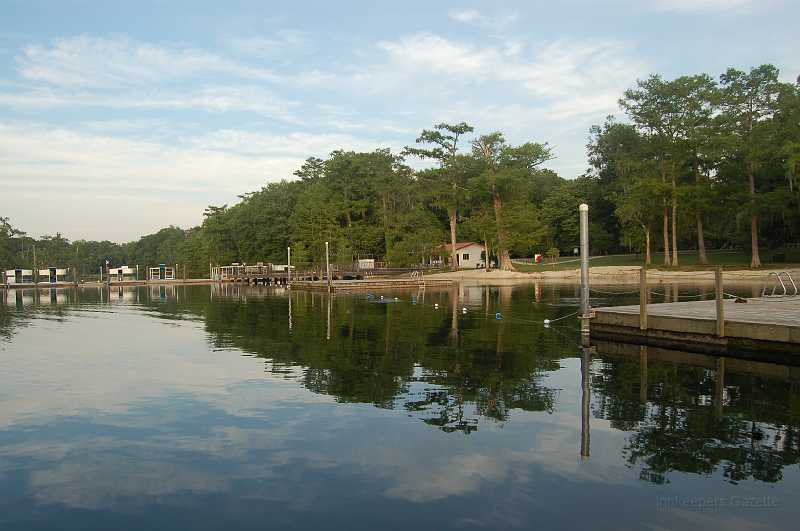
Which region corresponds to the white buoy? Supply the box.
[544,319,551,325]
[434,303,439,309]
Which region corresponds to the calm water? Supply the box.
[0,283,798,530]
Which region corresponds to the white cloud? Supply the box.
[0,84,301,122]
[448,9,482,23]
[228,30,312,56]
[16,35,280,89]
[369,33,645,117]
[653,0,755,12]
[447,8,517,29]
[0,122,396,239]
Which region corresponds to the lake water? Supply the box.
[1,283,798,530]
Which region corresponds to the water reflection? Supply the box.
[0,283,798,530]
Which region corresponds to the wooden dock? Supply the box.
[592,296,800,356]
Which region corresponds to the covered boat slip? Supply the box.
[108,265,137,283]
[2,268,74,287]
[592,296,800,357]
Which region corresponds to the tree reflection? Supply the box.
[592,341,800,484]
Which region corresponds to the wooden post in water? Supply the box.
[715,266,725,337]
[287,247,292,288]
[579,204,590,340]
[325,241,331,292]
[639,266,648,330]
[580,347,591,460]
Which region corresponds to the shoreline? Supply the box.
[426,266,800,285]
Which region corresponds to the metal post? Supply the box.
[579,203,590,337]
[639,266,648,330]
[287,247,292,287]
[325,241,331,291]
[715,266,725,337]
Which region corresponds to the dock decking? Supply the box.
[592,296,800,356]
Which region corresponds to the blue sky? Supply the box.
[0,0,797,241]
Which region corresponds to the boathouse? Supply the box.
[4,269,34,286]
[37,267,69,284]
[439,242,486,269]
[108,265,136,282]
[148,264,175,281]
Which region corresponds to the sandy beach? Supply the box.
[426,266,800,285]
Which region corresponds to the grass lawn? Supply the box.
[514,250,800,273]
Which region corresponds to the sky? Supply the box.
[0,0,797,242]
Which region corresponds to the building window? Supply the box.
[462,253,469,260]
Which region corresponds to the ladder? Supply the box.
[762,271,798,297]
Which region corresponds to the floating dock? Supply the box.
[592,296,800,356]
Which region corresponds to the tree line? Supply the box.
[1,64,797,276]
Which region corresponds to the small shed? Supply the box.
[109,265,137,282]
[357,258,375,270]
[37,267,69,284]
[4,269,34,285]
[439,242,486,269]
[148,264,175,281]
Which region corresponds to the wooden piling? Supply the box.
[639,266,648,330]
[715,266,725,337]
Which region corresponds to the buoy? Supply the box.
[394,297,399,301]
[434,303,439,309]
[380,295,384,300]
[543,319,551,325]
[461,307,467,314]
[495,312,503,320]
[412,297,417,305]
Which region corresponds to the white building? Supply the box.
[37,267,69,284]
[439,242,486,269]
[4,269,34,285]
[108,266,137,282]
[148,264,175,281]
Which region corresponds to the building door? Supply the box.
[15,269,22,284]
[159,265,166,280]
[49,268,57,283]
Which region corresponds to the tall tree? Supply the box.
[404,122,474,270]
[472,133,553,271]
[620,75,687,266]
[719,65,784,268]
[672,74,718,264]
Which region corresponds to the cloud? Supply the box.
[228,30,312,56]
[0,84,301,122]
[369,33,645,116]
[653,0,755,12]
[447,8,517,28]
[16,35,280,88]
[0,122,397,239]
[448,9,482,23]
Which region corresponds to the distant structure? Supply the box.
[4,268,34,286]
[37,267,69,284]
[438,242,487,269]
[148,264,175,281]
[108,265,137,282]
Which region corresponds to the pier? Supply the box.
[591,295,800,357]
